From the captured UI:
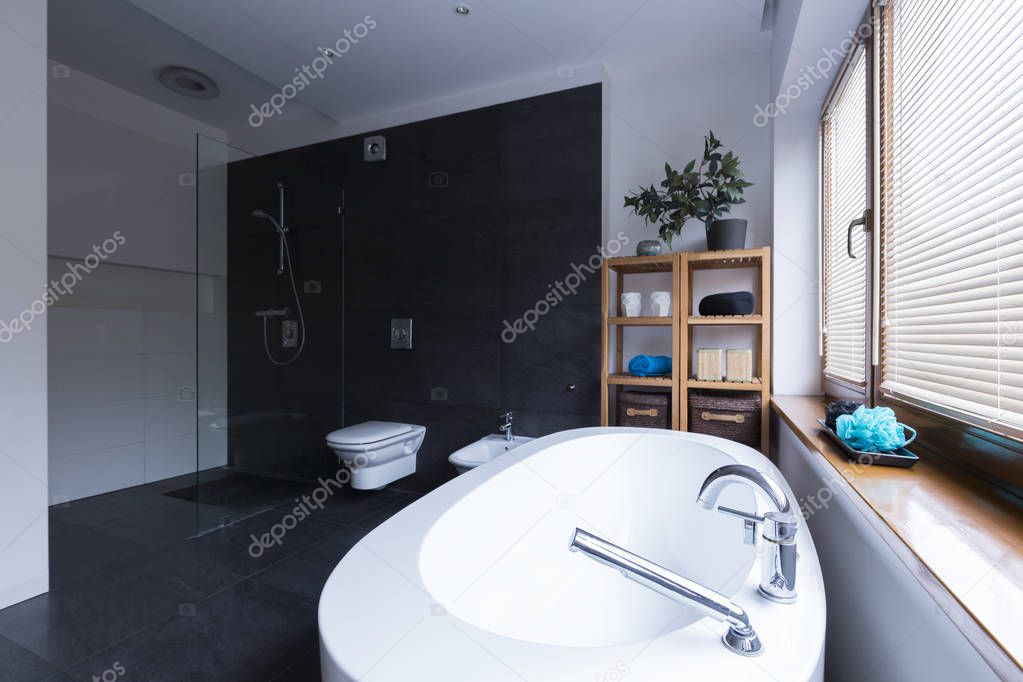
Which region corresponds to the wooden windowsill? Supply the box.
[771,395,1023,677]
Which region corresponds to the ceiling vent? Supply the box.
[158,66,220,100]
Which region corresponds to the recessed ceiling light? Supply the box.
[454,4,471,16]
[157,66,219,100]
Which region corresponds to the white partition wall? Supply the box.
[0,1,49,608]
[46,66,226,502]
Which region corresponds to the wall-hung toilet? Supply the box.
[325,421,426,490]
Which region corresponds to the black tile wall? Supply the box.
[226,160,344,481]
[227,84,601,491]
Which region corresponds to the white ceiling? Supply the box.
[50,0,770,133]
[47,0,320,133]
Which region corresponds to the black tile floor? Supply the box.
[0,472,421,681]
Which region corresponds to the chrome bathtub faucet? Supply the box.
[498,411,514,442]
[697,464,799,604]
[569,528,763,656]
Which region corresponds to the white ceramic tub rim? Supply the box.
[318,427,826,682]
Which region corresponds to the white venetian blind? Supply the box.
[822,47,869,386]
[880,0,1023,432]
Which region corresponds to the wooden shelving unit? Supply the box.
[682,247,772,452]
[601,254,681,429]
[600,247,772,454]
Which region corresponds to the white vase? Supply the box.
[620,292,642,317]
[650,291,671,317]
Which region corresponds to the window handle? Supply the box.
[847,208,872,259]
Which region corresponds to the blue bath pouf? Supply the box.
[835,406,916,452]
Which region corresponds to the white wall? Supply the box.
[47,259,203,501]
[47,66,227,502]
[603,50,773,365]
[770,103,822,395]
[49,66,224,271]
[604,50,772,251]
[769,0,821,396]
[775,419,999,681]
[0,0,49,609]
[767,0,868,396]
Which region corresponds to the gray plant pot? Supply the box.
[706,219,748,251]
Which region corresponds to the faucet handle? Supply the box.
[716,505,798,546]
[716,505,764,524]
[716,505,763,545]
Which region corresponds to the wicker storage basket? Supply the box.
[688,390,761,447]
[617,390,670,429]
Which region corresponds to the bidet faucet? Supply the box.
[697,464,799,603]
[569,529,762,656]
[498,411,513,442]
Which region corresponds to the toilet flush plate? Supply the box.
[390,318,412,350]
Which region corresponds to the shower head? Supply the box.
[252,209,286,235]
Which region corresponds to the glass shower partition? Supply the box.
[194,135,345,535]
[194,135,252,534]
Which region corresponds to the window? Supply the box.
[821,0,1023,439]
[878,0,1023,435]
[821,47,870,391]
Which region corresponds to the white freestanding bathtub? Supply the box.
[318,428,825,681]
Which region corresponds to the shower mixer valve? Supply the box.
[282,320,299,348]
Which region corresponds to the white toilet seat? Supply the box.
[327,421,416,446]
[325,421,426,489]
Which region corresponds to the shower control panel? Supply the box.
[390,318,412,350]
[282,320,299,348]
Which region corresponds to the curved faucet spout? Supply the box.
[696,464,791,514]
[697,464,799,603]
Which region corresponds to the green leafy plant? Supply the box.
[624,131,753,245]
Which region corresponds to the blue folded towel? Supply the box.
[628,354,672,376]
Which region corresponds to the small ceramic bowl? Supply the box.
[636,240,662,256]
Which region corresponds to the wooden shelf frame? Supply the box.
[601,247,772,452]
[607,316,673,326]
[601,254,682,429]
[681,247,772,453]
[606,254,675,274]
[688,315,763,326]
[686,378,763,391]
[607,373,674,388]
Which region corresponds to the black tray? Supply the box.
[816,419,919,468]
